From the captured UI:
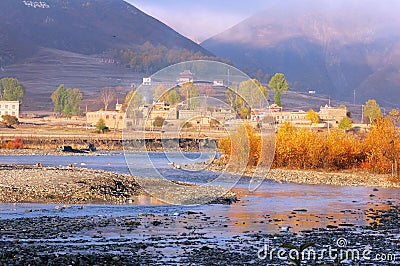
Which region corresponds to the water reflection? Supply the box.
[133,193,165,205]
[0,153,399,234]
[219,183,400,233]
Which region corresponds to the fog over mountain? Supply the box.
[202,0,400,107]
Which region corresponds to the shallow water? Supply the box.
[0,152,399,234]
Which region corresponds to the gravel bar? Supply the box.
[0,165,237,205]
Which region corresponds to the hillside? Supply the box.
[202,1,400,108]
[0,0,213,111]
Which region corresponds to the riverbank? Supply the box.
[266,168,399,188]
[0,133,217,152]
[2,148,399,188]
[187,159,400,188]
[0,165,236,205]
[0,148,107,156]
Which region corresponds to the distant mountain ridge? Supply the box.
[0,0,210,65]
[202,1,400,107]
[0,0,213,111]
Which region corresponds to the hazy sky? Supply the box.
[125,0,400,43]
[125,0,269,43]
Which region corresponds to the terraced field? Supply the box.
[2,48,141,111]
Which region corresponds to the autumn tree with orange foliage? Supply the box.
[274,124,371,171]
[218,112,400,176]
[218,123,262,170]
[363,115,399,175]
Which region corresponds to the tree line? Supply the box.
[51,84,82,116]
[218,111,400,176]
[115,42,230,73]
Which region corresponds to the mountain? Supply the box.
[202,0,400,108]
[0,0,212,111]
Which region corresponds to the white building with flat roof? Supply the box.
[0,101,19,119]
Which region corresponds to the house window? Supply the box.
[106,115,109,119]
[12,105,15,109]
[12,112,15,116]
[5,105,8,109]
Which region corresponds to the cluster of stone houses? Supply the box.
[251,104,348,127]
[86,101,347,130]
[86,101,235,130]
[85,69,348,130]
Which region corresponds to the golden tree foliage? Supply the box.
[218,116,400,175]
[306,109,319,124]
[274,126,367,170]
[324,131,364,170]
[217,123,261,169]
[363,117,399,174]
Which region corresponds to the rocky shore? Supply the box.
[266,168,400,188]
[188,159,400,188]
[0,165,236,205]
[0,204,398,265]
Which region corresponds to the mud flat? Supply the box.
[0,165,236,205]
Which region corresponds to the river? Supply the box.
[0,152,399,235]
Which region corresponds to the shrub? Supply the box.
[1,115,19,127]
[153,116,165,128]
[3,138,23,149]
[182,121,193,128]
[95,118,109,133]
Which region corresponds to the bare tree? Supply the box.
[100,87,116,111]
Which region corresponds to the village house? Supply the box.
[318,104,348,124]
[0,101,20,120]
[86,103,124,130]
[144,101,177,128]
[177,70,194,84]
